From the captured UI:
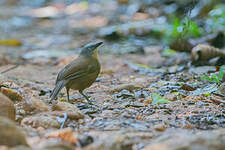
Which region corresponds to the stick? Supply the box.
[0,64,19,74]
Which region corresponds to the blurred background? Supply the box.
[0,0,224,65]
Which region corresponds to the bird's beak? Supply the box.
[93,42,103,49]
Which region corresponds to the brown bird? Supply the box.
[50,42,103,103]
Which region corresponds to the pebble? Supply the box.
[109,83,143,93]
[154,124,167,131]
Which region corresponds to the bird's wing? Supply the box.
[56,56,99,83]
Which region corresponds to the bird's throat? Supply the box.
[93,49,99,59]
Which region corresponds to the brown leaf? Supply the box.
[181,84,196,91]
[45,128,78,144]
[132,13,149,21]
[0,87,23,102]
[69,16,108,28]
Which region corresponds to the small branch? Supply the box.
[0,64,19,74]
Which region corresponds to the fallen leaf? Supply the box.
[0,39,22,46]
[64,1,88,15]
[0,87,23,101]
[152,93,170,105]
[154,124,167,131]
[28,5,63,18]
[45,128,77,144]
[132,12,149,21]
[181,84,196,91]
[69,16,108,28]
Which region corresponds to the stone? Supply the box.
[52,102,84,120]
[22,98,49,114]
[0,116,28,147]
[0,93,15,120]
[143,129,225,150]
[21,113,61,129]
[219,82,225,95]
[109,83,143,93]
[33,139,74,150]
[1,87,23,102]
[21,109,84,129]
[84,133,132,150]
[0,146,31,150]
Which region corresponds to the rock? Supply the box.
[0,75,19,88]
[109,83,143,93]
[21,109,84,129]
[50,111,84,120]
[78,135,94,147]
[22,98,49,114]
[84,133,132,150]
[52,102,84,119]
[38,143,74,150]
[1,87,23,102]
[0,116,28,147]
[33,139,74,150]
[189,66,216,75]
[154,124,167,132]
[219,82,225,95]
[21,113,61,129]
[143,129,225,150]
[0,93,15,120]
[0,146,31,150]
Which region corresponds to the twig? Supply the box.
[212,92,225,98]
[211,98,225,104]
[0,64,19,74]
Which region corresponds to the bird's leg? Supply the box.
[79,90,93,105]
[66,87,70,102]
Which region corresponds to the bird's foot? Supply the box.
[85,99,99,110]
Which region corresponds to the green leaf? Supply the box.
[200,75,212,81]
[171,16,180,38]
[152,93,170,105]
[161,49,176,57]
[189,21,201,37]
[136,63,152,69]
[211,74,220,83]
[218,65,225,80]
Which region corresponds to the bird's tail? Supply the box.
[50,80,65,101]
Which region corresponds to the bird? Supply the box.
[50,42,103,103]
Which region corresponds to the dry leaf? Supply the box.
[64,2,88,15]
[0,39,22,46]
[132,13,149,21]
[28,6,62,18]
[0,87,23,101]
[69,16,108,28]
[45,128,78,144]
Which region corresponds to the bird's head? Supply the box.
[80,42,103,58]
